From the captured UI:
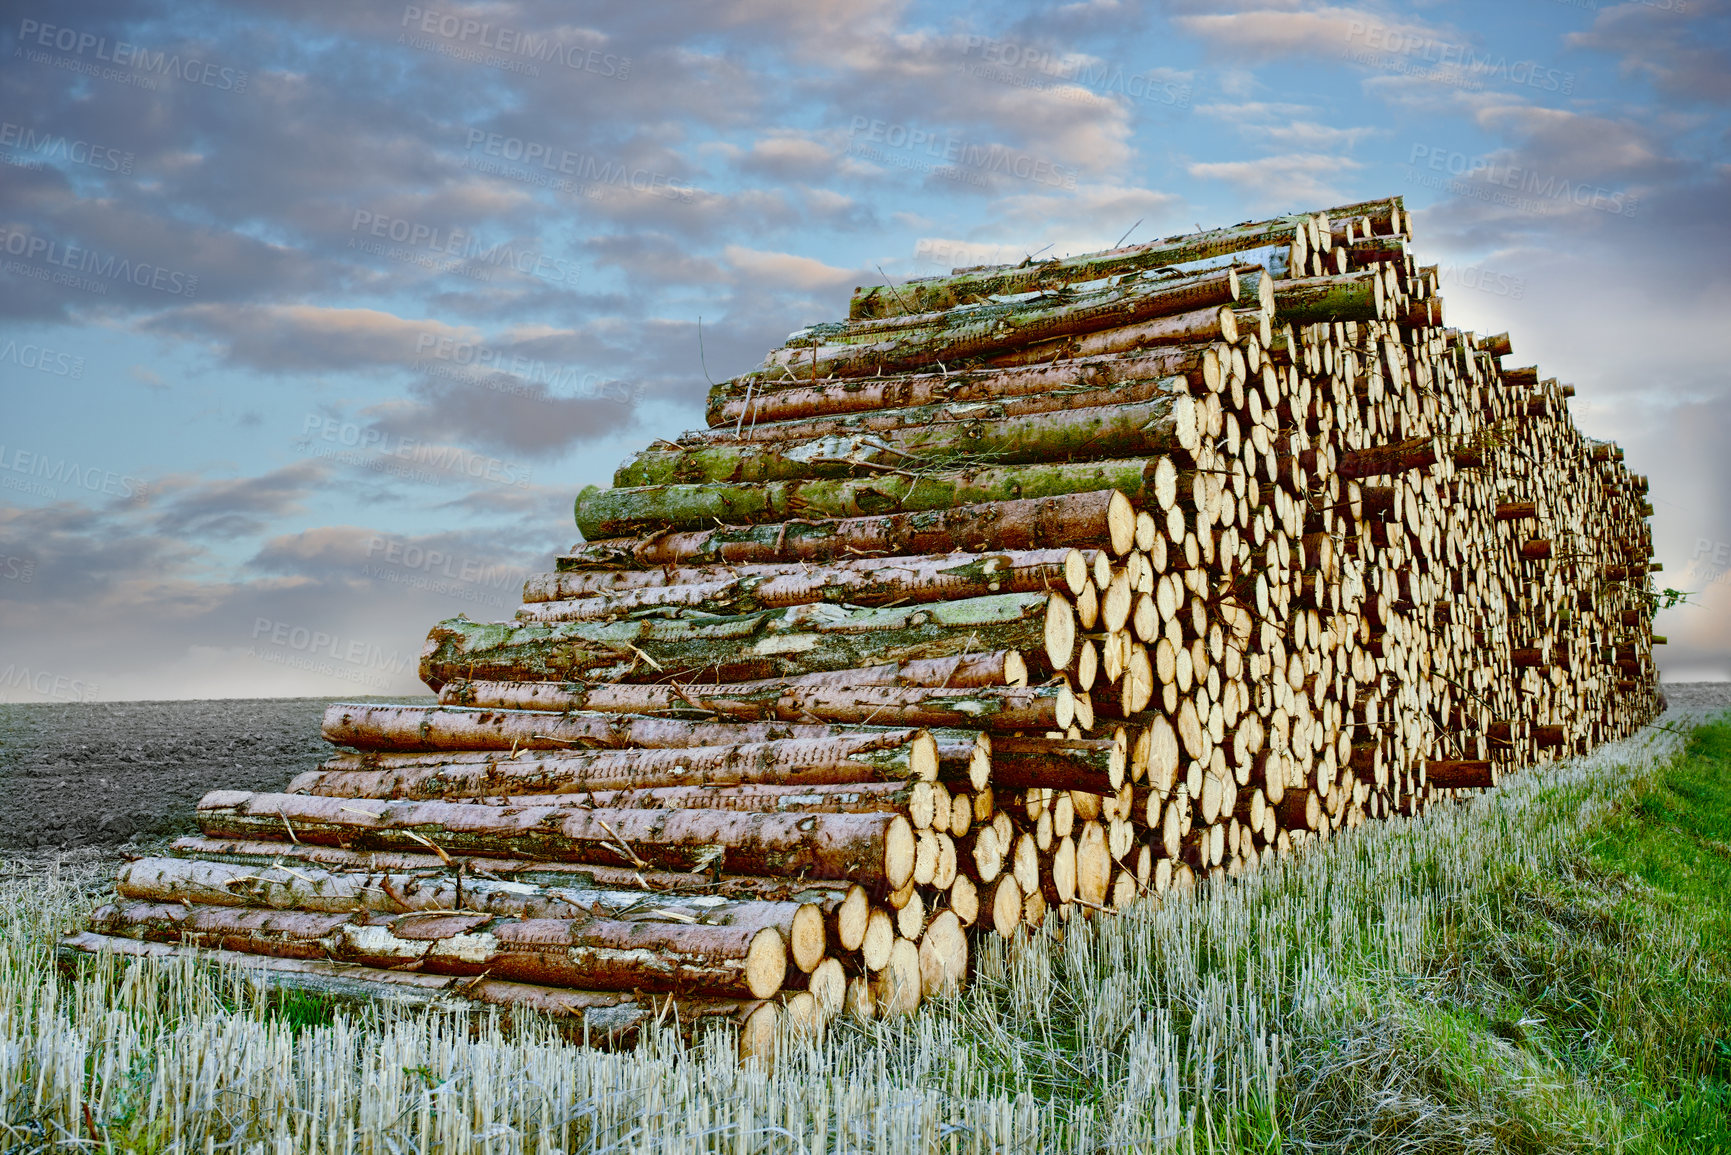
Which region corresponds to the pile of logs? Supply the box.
[65,195,1663,1055]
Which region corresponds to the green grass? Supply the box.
[1277,714,1731,1153]
[0,712,1726,1152]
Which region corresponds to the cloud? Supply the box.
[150,460,331,540]
[1173,6,1449,63]
[723,245,860,293]
[1187,153,1363,210]
[362,377,641,458]
[144,304,475,372]
[1566,1,1731,105]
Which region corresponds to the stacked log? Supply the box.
[68,195,1662,1054]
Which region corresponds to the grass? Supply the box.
[0,710,1727,1152]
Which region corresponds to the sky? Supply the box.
[1,0,1728,703]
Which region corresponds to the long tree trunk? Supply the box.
[701,374,1199,447]
[978,304,1241,369]
[59,932,779,1055]
[519,549,1088,619]
[613,396,1202,487]
[91,900,798,1000]
[164,837,865,904]
[440,654,1027,710]
[766,270,1242,378]
[288,736,943,798]
[562,490,1135,568]
[117,856,838,931]
[573,458,1170,540]
[706,347,1218,428]
[847,216,1317,319]
[419,591,1070,688]
[196,792,919,889]
[440,680,1072,732]
[323,701,981,758]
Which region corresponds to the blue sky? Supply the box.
[2,0,1728,701]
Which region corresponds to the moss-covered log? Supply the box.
[573,458,1170,540]
[419,591,1069,688]
[614,397,1200,488]
[520,549,1085,620]
[561,490,1135,569]
[706,347,1218,428]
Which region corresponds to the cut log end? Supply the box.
[885,815,916,890]
[739,1001,779,1061]
[835,884,870,952]
[745,927,789,1000]
[991,875,1023,938]
[789,904,827,974]
[1045,593,1077,672]
[918,910,968,999]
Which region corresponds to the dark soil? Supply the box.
[0,696,432,853]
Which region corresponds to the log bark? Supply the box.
[1273,274,1383,324]
[518,549,1085,619]
[419,591,1068,688]
[1336,438,1442,480]
[706,347,1216,428]
[442,657,1026,711]
[165,838,863,903]
[59,932,774,1054]
[847,216,1310,319]
[977,305,1240,369]
[575,458,1181,541]
[293,774,940,820]
[614,397,1202,487]
[700,376,1201,449]
[319,705,992,789]
[196,792,918,889]
[443,681,1071,733]
[1425,760,1496,789]
[92,899,796,1000]
[987,736,1124,794]
[563,490,1133,568]
[769,271,1241,378]
[116,857,835,943]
